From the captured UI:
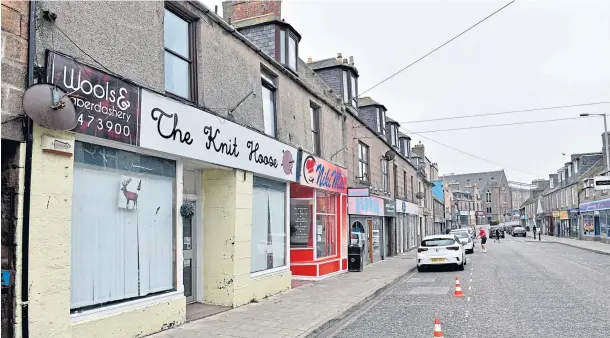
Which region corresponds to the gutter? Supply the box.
[21,1,36,337]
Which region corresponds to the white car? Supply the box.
[417,234,467,272]
[450,229,475,254]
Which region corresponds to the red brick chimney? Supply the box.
[223,0,282,23]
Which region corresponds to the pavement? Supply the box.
[148,251,417,338]
[529,232,610,255]
[320,236,610,338]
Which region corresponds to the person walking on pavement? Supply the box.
[533,224,537,240]
[479,227,488,253]
[496,228,500,243]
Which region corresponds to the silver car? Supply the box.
[512,227,527,237]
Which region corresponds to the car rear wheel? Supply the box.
[458,260,465,271]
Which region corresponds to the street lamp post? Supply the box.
[581,113,609,173]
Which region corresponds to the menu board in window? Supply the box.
[290,200,311,247]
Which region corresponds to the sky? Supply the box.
[205,0,610,183]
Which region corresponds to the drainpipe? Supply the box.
[21,1,36,337]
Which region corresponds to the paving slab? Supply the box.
[147,251,417,338]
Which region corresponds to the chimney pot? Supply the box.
[307,57,312,63]
[343,59,348,64]
[349,56,354,65]
[337,53,342,63]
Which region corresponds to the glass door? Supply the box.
[182,201,195,303]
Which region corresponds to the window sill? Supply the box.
[70,291,183,323]
[250,266,290,280]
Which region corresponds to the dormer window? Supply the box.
[550,178,554,188]
[342,70,358,108]
[567,165,572,178]
[390,125,399,147]
[400,138,411,157]
[375,108,386,135]
[279,28,298,71]
[574,160,579,174]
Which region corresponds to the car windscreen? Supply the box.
[452,232,468,238]
[421,238,455,247]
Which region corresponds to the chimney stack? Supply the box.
[349,56,354,65]
[222,0,282,23]
[307,57,312,63]
[337,53,342,63]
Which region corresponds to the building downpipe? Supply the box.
[21,1,36,337]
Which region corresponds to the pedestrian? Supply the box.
[495,228,500,243]
[479,227,487,253]
[533,224,537,240]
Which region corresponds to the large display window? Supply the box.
[251,176,287,273]
[316,190,337,258]
[71,142,176,310]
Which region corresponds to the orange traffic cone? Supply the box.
[433,318,444,337]
[454,276,465,297]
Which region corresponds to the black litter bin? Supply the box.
[348,245,363,272]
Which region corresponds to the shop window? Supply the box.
[70,142,176,310]
[316,191,337,258]
[251,176,286,273]
[164,7,196,101]
[261,69,277,137]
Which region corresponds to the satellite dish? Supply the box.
[384,150,396,161]
[22,84,77,130]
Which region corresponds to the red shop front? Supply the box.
[290,152,348,279]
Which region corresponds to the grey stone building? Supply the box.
[441,170,511,224]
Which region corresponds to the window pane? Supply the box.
[350,74,357,107]
[288,36,297,70]
[165,52,190,99]
[380,110,386,135]
[262,85,276,137]
[316,191,336,214]
[280,30,286,64]
[342,71,349,102]
[376,108,381,133]
[164,10,189,58]
[251,177,286,273]
[71,142,175,309]
[316,214,336,258]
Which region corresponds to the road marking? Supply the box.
[465,311,469,318]
[468,286,471,290]
[467,297,471,302]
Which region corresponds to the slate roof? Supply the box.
[308,57,358,73]
[440,170,506,194]
[541,157,605,196]
[357,96,385,109]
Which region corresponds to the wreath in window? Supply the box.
[180,202,195,219]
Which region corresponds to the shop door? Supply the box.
[351,220,368,265]
[182,200,196,304]
[367,219,374,263]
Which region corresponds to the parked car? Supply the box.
[489,225,505,238]
[512,227,527,237]
[450,230,475,254]
[417,235,467,272]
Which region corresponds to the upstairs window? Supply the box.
[574,160,578,173]
[375,108,381,133]
[567,165,572,178]
[310,103,320,156]
[279,29,298,72]
[485,191,492,202]
[358,142,369,183]
[261,70,277,137]
[381,159,389,191]
[342,70,358,108]
[164,8,196,100]
[550,178,554,189]
[376,108,386,135]
[391,126,399,147]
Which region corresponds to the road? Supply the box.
[319,236,610,338]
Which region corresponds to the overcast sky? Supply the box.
[207,0,610,183]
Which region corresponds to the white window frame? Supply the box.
[390,126,397,146]
[342,71,349,103]
[375,107,381,133]
[574,160,578,174]
[567,166,572,178]
[381,159,389,191]
[550,179,554,189]
[261,71,277,137]
[250,180,290,278]
[380,109,386,135]
[70,134,183,320]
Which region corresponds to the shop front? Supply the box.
[395,199,420,252]
[347,194,392,265]
[29,52,299,338]
[383,200,396,257]
[568,208,579,238]
[289,153,348,279]
[580,198,610,243]
[560,211,569,237]
[552,211,560,236]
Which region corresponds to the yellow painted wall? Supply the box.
[201,169,291,308]
[15,127,186,338]
[26,125,75,338]
[71,297,185,338]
